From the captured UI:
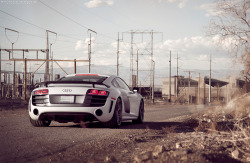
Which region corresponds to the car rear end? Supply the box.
[29,74,116,124]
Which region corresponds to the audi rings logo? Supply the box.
[62,89,72,92]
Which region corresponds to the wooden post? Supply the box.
[169,51,171,102]
[217,83,219,101]
[0,49,1,98]
[198,73,200,104]
[7,72,10,98]
[12,60,16,99]
[188,72,190,104]
[24,58,27,101]
[3,73,6,98]
[204,79,206,104]
[74,59,76,74]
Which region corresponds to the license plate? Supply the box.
[60,96,74,103]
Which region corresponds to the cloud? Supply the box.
[153,35,232,71]
[163,0,188,8]
[75,40,85,51]
[198,54,208,61]
[162,36,213,53]
[84,0,114,8]
[73,35,232,76]
[75,37,96,51]
[196,3,224,17]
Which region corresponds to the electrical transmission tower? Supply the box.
[122,30,162,99]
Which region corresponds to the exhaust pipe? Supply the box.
[95,109,103,116]
[33,108,39,116]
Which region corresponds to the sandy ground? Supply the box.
[0,102,246,162]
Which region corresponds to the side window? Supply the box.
[116,78,130,91]
[112,79,120,88]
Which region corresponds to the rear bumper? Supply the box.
[29,99,115,122]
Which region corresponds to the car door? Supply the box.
[115,78,139,115]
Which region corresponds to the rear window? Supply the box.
[57,75,107,83]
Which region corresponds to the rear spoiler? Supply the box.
[35,81,110,88]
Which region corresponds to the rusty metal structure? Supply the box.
[122,30,163,101]
[0,49,89,101]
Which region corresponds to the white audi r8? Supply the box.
[29,74,144,128]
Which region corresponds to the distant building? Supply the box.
[162,76,245,104]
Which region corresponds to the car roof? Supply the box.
[65,73,110,78]
[62,73,118,86]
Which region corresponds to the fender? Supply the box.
[120,91,130,113]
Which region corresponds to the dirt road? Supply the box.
[0,104,207,162]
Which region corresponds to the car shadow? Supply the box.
[49,119,235,135]
[48,120,199,133]
[120,121,198,133]
[48,119,200,133]
[70,120,199,133]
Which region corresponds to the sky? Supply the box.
[0,0,243,85]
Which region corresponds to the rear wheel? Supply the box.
[132,101,144,124]
[30,117,51,127]
[103,98,122,128]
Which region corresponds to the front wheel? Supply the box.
[132,101,144,124]
[30,117,51,127]
[103,98,122,128]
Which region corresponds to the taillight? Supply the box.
[34,89,49,95]
[88,89,99,95]
[98,91,107,96]
[88,89,108,96]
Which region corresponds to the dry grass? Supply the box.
[194,93,250,161]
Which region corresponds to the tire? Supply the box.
[132,101,144,124]
[30,117,51,127]
[103,98,122,128]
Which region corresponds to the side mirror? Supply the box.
[132,87,139,93]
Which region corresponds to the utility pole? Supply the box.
[151,31,154,99]
[46,30,49,81]
[88,33,91,73]
[209,55,211,103]
[50,44,52,80]
[198,73,200,104]
[45,30,57,82]
[184,71,195,104]
[0,48,1,98]
[24,58,27,101]
[152,60,155,104]
[88,29,97,73]
[131,32,134,86]
[188,71,190,104]
[176,52,179,99]
[117,32,120,76]
[50,51,53,80]
[136,49,139,87]
[5,28,19,99]
[169,51,171,102]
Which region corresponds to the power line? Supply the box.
[57,34,83,41]
[0,25,43,39]
[71,1,126,30]
[38,0,116,41]
[0,26,80,44]
[0,9,45,30]
[0,9,84,41]
[38,0,89,30]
